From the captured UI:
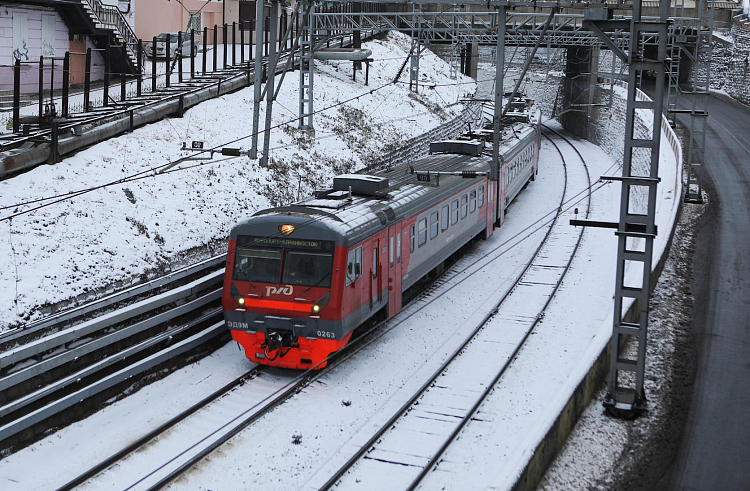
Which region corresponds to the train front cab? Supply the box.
[223,216,352,369]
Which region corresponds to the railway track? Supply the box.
[59,127,595,491]
[0,29,390,451]
[0,254,226,451]
[307,126,592,491]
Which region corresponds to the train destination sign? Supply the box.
[237,235,334,251]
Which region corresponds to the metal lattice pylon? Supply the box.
[684,0,714,203]
[449,6,460,80]
[409,3,423,93]
[602,0,669,415]
[666,0,685,127]
[299,0,315,131]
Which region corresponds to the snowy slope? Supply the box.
[0,32,475,331]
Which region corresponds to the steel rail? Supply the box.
[404,127,592,491]
[317,125,577,491]
[0,291,222,414]
[0,314,226,444]
[54,364,265,491]
[90,124,601,491]
[0,254,225,346]
[0,270,223,370]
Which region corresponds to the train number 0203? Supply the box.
[316,330,336,339]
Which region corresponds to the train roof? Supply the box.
[231,121,537,248]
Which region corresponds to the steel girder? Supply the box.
[315,11,701,50]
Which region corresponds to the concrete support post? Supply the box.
[561,46,596,139]
[251,0,266,158]
[261,0,279,168]
[492,7,506,227]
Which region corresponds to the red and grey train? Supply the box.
[222,111,541,369]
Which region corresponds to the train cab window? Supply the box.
[233,248,282,284]
[460,195,468,219]
[389,236,394,267]
[430,212,439,239]
[346,246,363,285]
[441,205,449,231]
[451,200,459,225]
[470,190,477,214]
[410,225,416,252]
[397,232,402,263]
[418,218,428,246]
[282,251,334,288]
[372,248,378,279]
[478,185,484,208]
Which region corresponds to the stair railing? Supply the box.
[81,0,139,62]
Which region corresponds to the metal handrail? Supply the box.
[80,0,138,61]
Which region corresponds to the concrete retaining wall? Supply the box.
[726,13,750,105]
[511,81,684,491]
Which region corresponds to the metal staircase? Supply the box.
[53,0,139,75]
[80,0,139,68]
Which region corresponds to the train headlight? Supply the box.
[311,304,321,314]
[238,297,246,306]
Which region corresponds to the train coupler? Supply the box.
[261,330,298,355]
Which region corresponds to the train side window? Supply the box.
[372,248,378,279]
[410,225,415,252]
[389,236,394,267]
[346,246,363,285]
[441,205,449,230]
[418,218,427,246]
[489,183,494,201]
[397,232,402,263]
[355,246,362,280]
[478,185,484,208]
[430,212,439,239]
[450,199,459,225]
[470,190,477,214]
[346,249,356,285]
[460,195,468,219]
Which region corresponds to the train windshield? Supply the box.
[232,236,334,288]
[282,251,333,288]
[233,248,282,284]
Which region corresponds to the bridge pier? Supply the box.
[560,46,599,139]
[462,42,479,78]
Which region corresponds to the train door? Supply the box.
[388,220,403,316]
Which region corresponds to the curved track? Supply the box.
[61,127,594,491]
[313,126,592,491]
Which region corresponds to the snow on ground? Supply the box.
[0,38,683,491]
[0,116,567,491]
[0,32,475,331]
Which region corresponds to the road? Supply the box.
[658,92,750,490]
